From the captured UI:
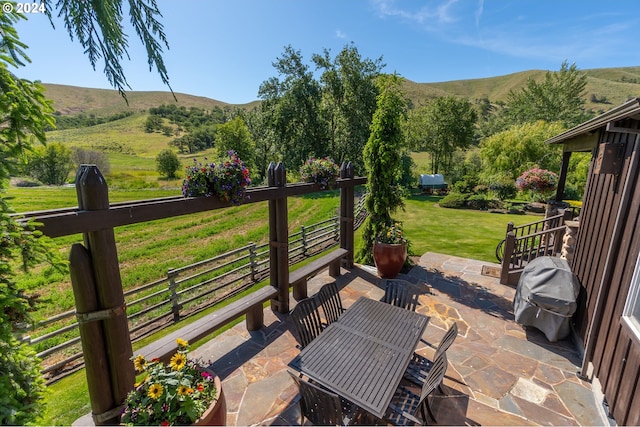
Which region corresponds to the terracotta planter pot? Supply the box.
[373,242,407,279]
[193,374,227,426]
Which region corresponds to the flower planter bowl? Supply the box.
[373,242,407,279]
[193,374,227,426]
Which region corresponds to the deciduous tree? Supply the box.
[313,44,383,174]
[479,121,565,180]
[406,96,477,175]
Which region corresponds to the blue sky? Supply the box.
[13,0,640,104]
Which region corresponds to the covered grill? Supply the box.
[514,256,580,342]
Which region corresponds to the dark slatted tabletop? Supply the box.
[294,297,429,418]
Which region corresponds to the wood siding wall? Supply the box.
[571,127,640,425]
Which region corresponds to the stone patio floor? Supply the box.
[191,252,613,426]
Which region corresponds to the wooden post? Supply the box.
[268,163,290,312]
[340,162,355,268]
[75,165,134,424]
[69,243,114,425]
[500,232,516,285]
[555,151,572,202]
[275,163,292,305]
[267,163,278,293]
[168,269,180,322]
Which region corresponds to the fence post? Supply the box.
[74,164,134,425]
[500,231,516,285]
[301,225,307,257]
[340,161,355,268]
[167,269,180,322]
[249,242,257,282]
[268,162,290,312]
[275,163,292,304]
[69,243,114,425]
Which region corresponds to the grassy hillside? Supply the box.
[402,66,640,112]
[44,66,640,119]
[43,83,260,116]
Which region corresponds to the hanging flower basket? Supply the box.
[182,151,251,204]
[300,157,340,190]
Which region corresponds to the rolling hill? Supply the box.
[43,66,640,119]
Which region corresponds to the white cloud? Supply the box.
[371,0,460,26]
[335,29,347,39]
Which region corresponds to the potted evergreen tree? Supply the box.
[356,74,408,278]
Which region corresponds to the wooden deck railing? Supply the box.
[16,161,365,424]
[23,199,368,380]
[500,224,568,286]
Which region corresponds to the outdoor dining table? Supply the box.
[290,296,430,419]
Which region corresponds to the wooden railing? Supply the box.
[499,220,569,286]
[15,161,365,424]
[23,200,368,380]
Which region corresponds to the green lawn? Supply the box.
[353,193,534,264]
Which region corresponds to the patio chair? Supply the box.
[382,279,420,311]
[288,371,362,426]
[405,322,458,391]
[383,352,448,425]
[317,281,346,326]
[290,297,324,349]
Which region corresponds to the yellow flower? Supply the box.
[177,385,194,396]
[133,355,147,372]
[176,338,188,348]
[148,383,164,399]
[170,353,187,371]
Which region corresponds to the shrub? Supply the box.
[466,194,488,210]
[451,175,478,194]
[489,179,517,201]
[156,149,181,179]
[473,185,489,195]
[299,157,339,189]
[72,147,111,175]
[0,334,46,425]
[26,142,74,185]
[439,192,467,209]
[516,167,558,202]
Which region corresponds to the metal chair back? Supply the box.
[317,281,345,326]
[417,352,448,423]
[290,297,324,348]
[435,322,458,358]
[382,279,420,311]
[288,371,350,426]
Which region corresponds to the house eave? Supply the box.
[545,97,640,146]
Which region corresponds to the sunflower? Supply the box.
[170,353,187,371]
[147,383,164,399]
[176,338,189,348]
[177,385,194,396]
[133,355,147,372]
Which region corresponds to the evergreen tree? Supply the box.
[356,74,407,265]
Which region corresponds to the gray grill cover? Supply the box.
[514,256,580,342]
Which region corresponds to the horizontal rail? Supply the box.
[15,178,366,238]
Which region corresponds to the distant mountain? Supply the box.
[43,66,640,117]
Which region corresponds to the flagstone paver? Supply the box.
[179,252,612,426]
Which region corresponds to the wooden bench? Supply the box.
[135,285,279,362]
[289,248,348,300]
